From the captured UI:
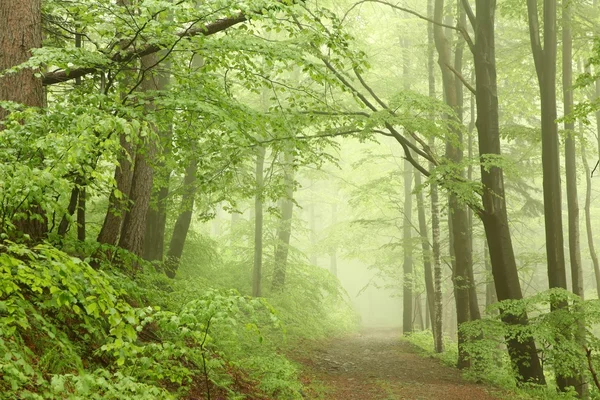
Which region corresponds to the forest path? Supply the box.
[292,328,502,400]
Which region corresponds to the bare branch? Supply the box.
[445,62,476,95]
[344,0,474,51]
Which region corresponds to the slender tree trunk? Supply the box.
[527,0,575,391]
[58,185,80,237]
[428,0,444,354]
[582,144,600,298]
[563,3,582,299]
[329,202,338,277]
[402,156,414,335]
[0,0,47,241]
[484,240,497,308]
[165,157,198,278]
[564,16,586,388]
[272,150,295,291]
[309,196,318,266]
[415,165,435,338]
[469,0,546,384]
[434,0,472,368]
[77,187,86,241]
[414,293,424,331]
[97,134,134,245]
[252,147,265,297]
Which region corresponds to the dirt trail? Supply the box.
[293,329,502,400]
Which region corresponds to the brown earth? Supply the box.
[292,329,505,400]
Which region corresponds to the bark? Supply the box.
[272,150,295,291]
[564,9,585,391]
[415,166,435,337]
[252,147,265,297]
[143,60,172,261]
[309,198,318,266]
[77,187,86,241]
[0,0,47,241]
[57,186,80,237]
[329,202,338,277]
[165,157,198,278]
[470,0,545,384]
[428,0,444,354]
[402,156,414,335]
[117,54,159,258]
[582,142,600,298]
[97,134,134,245]
[434,0,472,369]
[527,0,574,391]
[563,0,583,300]
[484,240,497,309]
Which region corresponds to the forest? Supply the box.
[2,0,600,399]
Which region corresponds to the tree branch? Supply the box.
[43,13,250,85]
[344,0,474,52]
[445,62,476,95]
[460,0,475,30]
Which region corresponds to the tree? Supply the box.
[467,0,546,384]
[252,147,266,297]
[272,149,295,291]
[433,0,473,369]
[527,0,574,391]
[0,0,46,241]
[402,154,414,334]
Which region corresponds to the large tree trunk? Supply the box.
[252,147,265,297]
[117,55,159,258]
[272,150,295,291]
[0,0,47,241]
[165,157,198,278]
[428,0,444,354]
[470,0,545,384]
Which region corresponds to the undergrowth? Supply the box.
[0,237,357,399]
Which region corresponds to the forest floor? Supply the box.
[290,328,505,400]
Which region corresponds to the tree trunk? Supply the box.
[428,0,444,354]
[58,185,80,237]
[484,240,497,309]
[117,54,159,258]
[402,156,414,335]
[434,0,472,369]
[329,202,338,277]
[470,0,545,384]
[77,187,86,241]
[0,0,47,241]
[165,157,198,278]
[97,134,134,245]
[142,59,172,262]
[527,0,575,391]
[564,9,585,392]
[252,147,265,297]
[582,143,600,298]
[272,150,295,291]
[415,163,436,339]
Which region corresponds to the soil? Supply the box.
[291,329,505,400]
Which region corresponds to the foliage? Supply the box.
[460,289,600,399]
